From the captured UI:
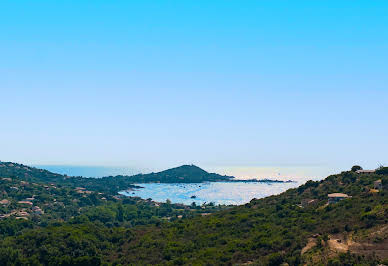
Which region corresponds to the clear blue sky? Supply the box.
[1,1,387,177]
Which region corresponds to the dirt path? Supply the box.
[301,238,317,254]
[327,238,348,253]
[328,227,388,260]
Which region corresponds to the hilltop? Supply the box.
[124,164,234,183]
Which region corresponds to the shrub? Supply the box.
[351,165,362,172]
[376,166,388,175]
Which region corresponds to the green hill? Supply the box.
[0,162,64,183]
[108,170,387,265]
[124,164,234,183]
[0,162,386,265]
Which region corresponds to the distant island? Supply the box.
[101,165,295,184]
[119,164,235,183]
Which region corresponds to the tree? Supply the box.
[117,204,124,222]
[376,166,388,175]
[267,253,283,266]
[351,165,362,172]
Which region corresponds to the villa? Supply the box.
[0,199,10,205]
[17,200,33,206]
[328,193,350,204]
[356,169,375,174]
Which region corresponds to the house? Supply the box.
[75,187,92,194]
[0,199,10,205]
[356,169,375,174]
[17,201,33,206]
[328,193,350,204]
[32,206,44,215]
[17,211,29,217]
[374,179,383,190]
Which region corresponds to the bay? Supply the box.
[119,181,300,205]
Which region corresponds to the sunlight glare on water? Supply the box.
[120,182,299,205]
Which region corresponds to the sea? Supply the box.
[119,182,299,205]
[36,165,329,205]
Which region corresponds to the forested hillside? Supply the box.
[107,169,387,265]
[0,162,386,265]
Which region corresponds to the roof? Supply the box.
[374,179,382,183]
[18,201,33,205]
[328,193,349,198]
[0,199,10,205]
[356,170,375,173]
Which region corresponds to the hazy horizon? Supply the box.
[32,163,344,183]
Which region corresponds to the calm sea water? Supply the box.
[119,181,300,205]
[36,165,311,205]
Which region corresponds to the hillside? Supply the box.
[124,164,234,183]
[0,162,234,195]
[0,162,65,183]
[0,162,386,265]
[107,170,387,265]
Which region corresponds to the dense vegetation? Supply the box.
[0,162,386,265]
[0,163,224,248]
[124,164,234,183]
[105,170,387,265]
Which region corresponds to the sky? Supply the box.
[1,1,388,179]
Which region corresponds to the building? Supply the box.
[17,201,33,206]
[0,199,10,205]
[17,211,29,217]
[328,193,350,204]
[32,206,44,215]
[356,169,375,174]
[374,179,383,190]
